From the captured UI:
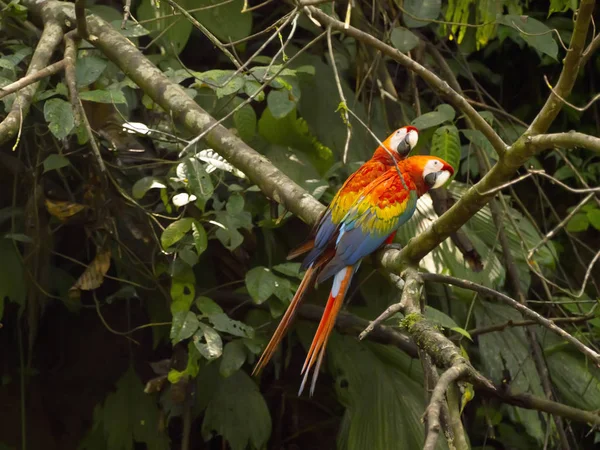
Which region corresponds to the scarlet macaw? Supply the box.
[253,126,419,377]
[257,155,454,395]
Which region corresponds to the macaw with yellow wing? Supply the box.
[255,155,454,395]
[252,126,418,377]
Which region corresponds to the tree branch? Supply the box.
[527,0,596,134]
[0,59,65,100]
[300,4,508,158]
[529,132,600,154]
[0,18,64,146]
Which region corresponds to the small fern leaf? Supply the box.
[431,125,460,183]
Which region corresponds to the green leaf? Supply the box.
[220,340,247,377]
[461,129,496,159]
[475,301,545,442]
[424,305,459,329]
[191,221,208,255]
[267,89,296,119]
[566,213,589,233]
[245,267,278,304]
[170,311,200,344]
[200,366,271,450]
[42,154,70,173]
[111,20,151,37]
[196,296,224,316]
[161,218,194,249]
[81,367,169,450]
[390,27,420,53]
[272,262,303,278]
[209,313,254,338]
[499,15,559,60]
[132,177,166,199]
[137,0,192,54]
[225,194,244,215]
[233,104,257,141]
[243,80,265,101]
[402,0,442,28]
[548,0,577,16]
[76,56,108,87]
[79,89,127,104]
[194,323,223,360]
[450,327,473,341]
[184,158,214,200]
[411,104,455,129]
[430,125,460,182]
[587,209,600,230]
[44,98,75,140]
[192,0,252,44]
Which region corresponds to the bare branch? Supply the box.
[420,272,600,365]
[0,59,65,100]
[529,131,600,154]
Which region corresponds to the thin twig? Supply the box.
[420,272,600,365]
[0,59,65,100]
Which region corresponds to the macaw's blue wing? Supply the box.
[317,171,419,283]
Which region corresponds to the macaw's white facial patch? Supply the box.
[423,159,451,189]
[406,129,418,149]
[389,127,408,152]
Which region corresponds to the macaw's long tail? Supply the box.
[287,238,315,260]
[299,265,356,396]
[252,249,334,376]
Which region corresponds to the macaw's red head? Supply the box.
[401,155,455,195]
[376,126,419,161]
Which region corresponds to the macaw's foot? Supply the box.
[383,243,403,252]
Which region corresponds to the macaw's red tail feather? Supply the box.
[252,264,318,376]
[299,266,354,396]
[287,239,315,260]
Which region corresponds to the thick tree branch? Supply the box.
[0,18,64,146]
[529,132,600,154]
[527,0,595,134]
[301,4,508,158]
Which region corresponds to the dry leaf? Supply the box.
[70,249,111,294]
[45,198,86,221]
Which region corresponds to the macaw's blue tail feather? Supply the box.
[299,265,356,396]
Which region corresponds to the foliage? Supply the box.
[0,0,598,449]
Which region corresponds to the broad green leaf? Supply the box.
[209,312,254,338]
[220,340,247,377]
[42,154,70,173]
[137,0,192,54]
[245,267,278,304]
[499,15,559,60]
[566,213,589,232]
[111,20,150,37]
[79,89,127,104]
[76,56,107,87]
[267,89,296,119]
[450,327,473,341]
[184,158,214,200]
[192,0,252,44]
[243,79,265,101]
[424,305,460,329]
[80,367,169,450]
[200,366,271,450]
[411,104,455,129]
[390,27,420,53]
[587,209,600,230]
[196,70,245,98]
[402,0,442,28]
[461,129,496,159]
[191,221,208,255]
[430,125,460,182]
[475,301,545,442]
[170,310,200,344]
[549,0,577,16]
[132,177,166,199]
[196,296,224,316]
[233,104,257,141]
[160,218,194,249]
[44,98,74,140]
[194,323,223,360]
[273,262,303,278]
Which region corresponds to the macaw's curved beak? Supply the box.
[425,167,453,189]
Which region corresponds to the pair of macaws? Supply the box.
[253,126,454,395]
